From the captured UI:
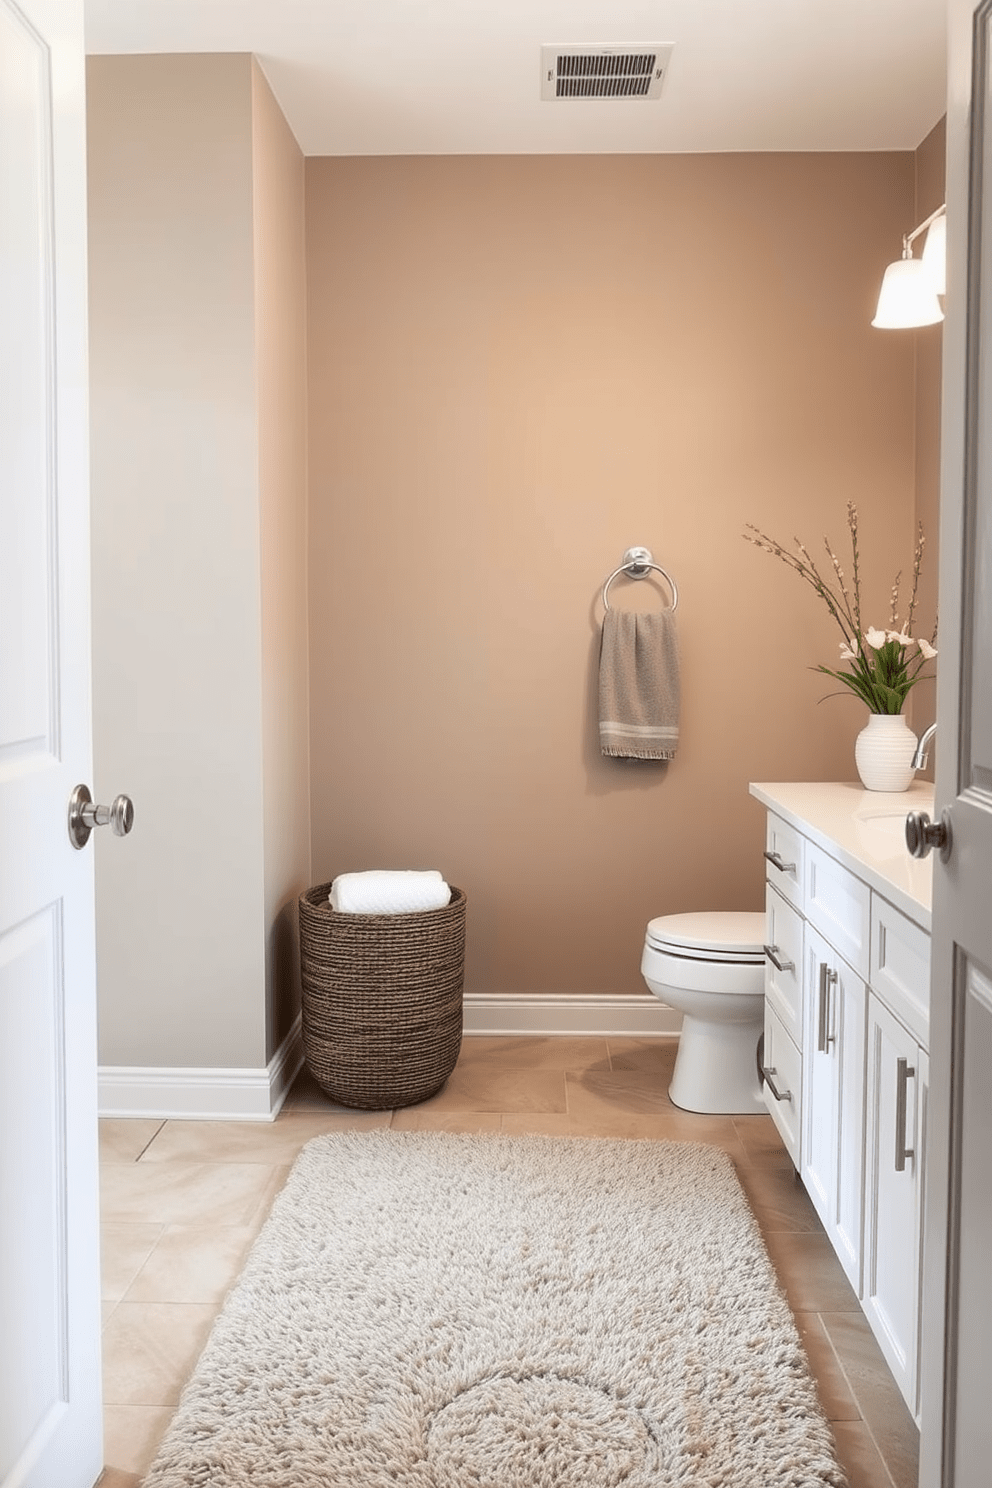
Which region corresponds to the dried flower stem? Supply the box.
[847,502,862,637]
[744,505,937,714]
[743,526,855,648]
[905,524,925,637]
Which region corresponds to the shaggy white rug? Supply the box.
[143,1131,846,1488]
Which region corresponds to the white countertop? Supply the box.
[749,781,934,932]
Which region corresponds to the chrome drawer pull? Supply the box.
[763,944,795,974]
[895,1057,916,1172]
[817,963,838,1053]
[761,1065,792,1103]
[763,849,797,874]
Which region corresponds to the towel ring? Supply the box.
[602,546,679,612]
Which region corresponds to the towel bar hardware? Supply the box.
[763,944,795,974]
[762,849,796,874]
[601,546,679,612]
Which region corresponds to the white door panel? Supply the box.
[0,0,102,1484]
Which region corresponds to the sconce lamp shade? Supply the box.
[921,211,947,294]
[871,255,944,328]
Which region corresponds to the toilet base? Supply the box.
[669,1012,765,1115]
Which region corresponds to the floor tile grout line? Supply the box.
[809,1309,866,1430]
[816,1317,906,1488]
[132,1120,168,1163]
[833,1420,902,1488]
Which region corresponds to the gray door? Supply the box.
[918,1,992,1483]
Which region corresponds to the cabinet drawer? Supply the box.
[764,885,804,1048]
[764,814,804,909]
[871,895,931,1048]
[806,842,871,978]
[762,1003,802,1167]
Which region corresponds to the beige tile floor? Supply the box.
[97,1036,919,1488]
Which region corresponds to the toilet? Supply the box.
[640,911,766,1114]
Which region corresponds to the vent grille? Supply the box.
[541,45,673,102]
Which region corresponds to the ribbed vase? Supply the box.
[854,712,918,792]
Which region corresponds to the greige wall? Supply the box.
[88,55,310,1068]
[251,61,312,1058]
[306,152,919,999]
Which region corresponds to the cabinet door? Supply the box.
[762,1001,802,1166]
[863,993,927,1418]
[802,924,867,1293]
[764,883,803,1049]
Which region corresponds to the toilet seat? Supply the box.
[645,911,765,964]
[640,911,767,1114]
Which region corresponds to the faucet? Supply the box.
[912,722,937,771]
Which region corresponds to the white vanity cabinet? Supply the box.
[752,782,934,1423]
[761,823,805,1166]
[863,993,928,1414]
[801,922,867,1293]
[862,894,931,1416]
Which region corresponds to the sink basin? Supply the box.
[854,810,912,859]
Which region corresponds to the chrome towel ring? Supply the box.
[601,546,679,612]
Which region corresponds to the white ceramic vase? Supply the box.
[854,712,918,792]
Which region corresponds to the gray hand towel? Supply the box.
[598,608,681,760]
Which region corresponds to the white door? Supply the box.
[918,0,992,1483]
[0,1,103,1485]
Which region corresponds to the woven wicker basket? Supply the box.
[298,882,466,1110]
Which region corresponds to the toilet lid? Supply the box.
[645,911,766,959]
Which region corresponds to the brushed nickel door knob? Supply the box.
[905,807,952,862]
[68,784,134,850]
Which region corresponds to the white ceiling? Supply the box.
[83,0,947,158]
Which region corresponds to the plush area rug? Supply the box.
[143,1131,846,1487]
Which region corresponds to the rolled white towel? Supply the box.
[329,870,452,915]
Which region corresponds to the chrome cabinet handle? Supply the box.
[761,1065,792,1103]
[905,808,952,862]
[68,784,135,850]
[817,963,838,1053]
[895,1057,916,1172]
[763,849,797,874]
[764,944,795,974]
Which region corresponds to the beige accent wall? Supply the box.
[911,117,946,743]
[87,55,310,1068]
[306,153,919,999]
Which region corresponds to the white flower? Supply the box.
[887,629,912,647]
[839,640,857,661]
[865,626,888,649]
[917,638,938,659]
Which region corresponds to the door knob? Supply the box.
[905,807,952,862]
[68,784,135,850]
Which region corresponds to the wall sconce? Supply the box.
[871,204,947,328]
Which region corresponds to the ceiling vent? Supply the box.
[540,45,673,102]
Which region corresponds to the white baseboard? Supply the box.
[98,1015,304,1122]
[462,993,681,1038]
[98,998,679,1120]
